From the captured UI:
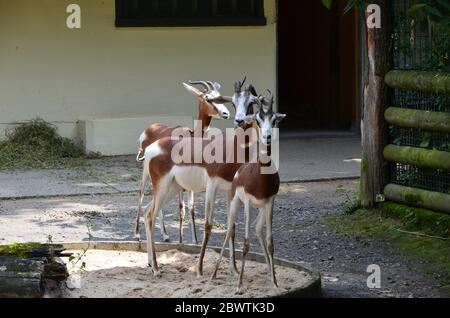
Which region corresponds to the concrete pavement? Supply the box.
[0,134,361,199]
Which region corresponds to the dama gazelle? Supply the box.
[211,92,286,292]
[143,80,259,276]
[135,81,230,244]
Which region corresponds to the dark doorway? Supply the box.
[278,0,359,130]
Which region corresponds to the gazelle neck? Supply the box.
[258,143,272,167]
[254,121,273,167]
[194,100,212,137]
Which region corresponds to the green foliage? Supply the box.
[432,94,450,113]
[0,118,100,170]
[407,0,450,35]
[68,218,93,274]
[380,202,450,238]
[424,30,450,71]
[322,0,450,31]
[321,0,333,9]
[419,132,431,148]
[321,0,450,72]
[398,169,419,186]
[325,207,450,293]
[336,184,361,214]
[389,125,402,146]
[393,2,449,72]
[321,0,367,13]
[0,242,43,258]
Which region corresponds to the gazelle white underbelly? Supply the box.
[171,165,208,192]
[208,177,232,192]
[235,187,274,208]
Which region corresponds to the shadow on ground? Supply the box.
[0,179,447,298]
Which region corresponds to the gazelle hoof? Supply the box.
[163,237,171,243]
[236,286,245,295]
[152,269,161,277]
[134,234,141,241]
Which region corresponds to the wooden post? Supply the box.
[384,145,450,171]
[385,107,450,133]
[360,0,391,207]
[384,184,450,214]
[385,70,450,94]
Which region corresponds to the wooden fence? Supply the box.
[383,70,450,214]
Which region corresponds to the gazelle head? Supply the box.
[204,77,260,127]
[231,77,260,127]
[183,81,231,120]
[246,90,286,146]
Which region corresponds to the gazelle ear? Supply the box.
[183,82,203,97]
[245,84,258,97]
[259,96,270,106]
[213,82,221,91]
[260,90,275,107]
[275,113,286,123]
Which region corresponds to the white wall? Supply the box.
[0,0,277,154]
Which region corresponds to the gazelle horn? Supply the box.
[188,81,210,93]
[234,76,247,93]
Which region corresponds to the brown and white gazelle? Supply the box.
[143,80,259,276]
[212,92,286,292]
[135,81,230,243]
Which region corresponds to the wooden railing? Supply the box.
[383,70,450,214]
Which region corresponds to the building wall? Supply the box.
[0,0,277,154]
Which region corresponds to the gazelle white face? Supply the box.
[233,89,258,127]
[254,108,286,146]
[205,89,230,120]
[183,81,230,120]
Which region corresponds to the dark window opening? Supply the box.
[115,0,266,27]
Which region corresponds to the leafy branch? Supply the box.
[68,218,93,274]
[407,0,450,35]
[321,0,368,14]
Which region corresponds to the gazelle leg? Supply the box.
[227,191,239,275]
[144,198,159,276]
[145,181,179,276]
[211,196,242,280]
[178,191,186,244]
[237,199,251,293]
[255,208,271,275]
[229,223,238,275]
[197,181,218,277]
[159,209,170,242]
[135,170,148,240]
[265,199,278,288]
[188,191,198,244]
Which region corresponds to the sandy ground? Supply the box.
[1,180,448,297]
[61,249,311,298]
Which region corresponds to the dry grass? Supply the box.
[0,118,99,170]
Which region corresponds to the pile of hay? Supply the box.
[0,118,98,170]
